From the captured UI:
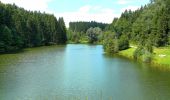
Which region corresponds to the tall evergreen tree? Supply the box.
[0,2,67,53]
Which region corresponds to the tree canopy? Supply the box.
[0,2,67,53]
[105,0,170,47]
[69,21,108,33]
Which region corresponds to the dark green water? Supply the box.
[0,44,170,100]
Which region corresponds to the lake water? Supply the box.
[0,44,170,100]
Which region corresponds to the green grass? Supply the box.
[153,46,170,66]
[118,45,170,67]
[118,47,136,59]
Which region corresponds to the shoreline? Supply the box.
[118,46,170,68]
[1,43,170,69]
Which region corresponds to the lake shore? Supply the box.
[118,45,170,68]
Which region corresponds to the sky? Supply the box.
[1,0,150,27]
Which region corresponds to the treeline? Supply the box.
[105,0,170,47]
[69,21,108,33]
[67,21,107,43]
[0,2,67,53]
[103,0,170,62]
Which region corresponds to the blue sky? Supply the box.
[1,0,150,27]
[48,0,149,13]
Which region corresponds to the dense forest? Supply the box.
[103,0,170,62]
[67,0,170,62]
[0,2,67,53]
[0,0,170,63]
[69,21,108,33]
[68,21,107,43]
[105,0,170,46]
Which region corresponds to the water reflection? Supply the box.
[0,44,170,100]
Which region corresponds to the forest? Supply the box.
[103,0,170,63]
[0,0,170,65]
[67,21,107,43]
[67,0,170,64]
[1,0,170,99]
[0,2,67,53]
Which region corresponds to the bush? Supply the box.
[133,44,153,63]
[86,27,102,43]
[103,38,119,54]
[118,35,129,50]
[133,46,143,60]
[103,33,129,54]
[0,42,5,53]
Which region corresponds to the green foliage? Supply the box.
[103,38,119,54]
[106,0,170,48]
[104,0,170,64]
[1,25,13,46]
[68,21,107,43]
[67,30,85,43]
[103,0,170,62]
[105,18,118,32]
[69,21,108,33]
[102,31,129,54]
[118,35,129,50]
[100,31,115,41]
[56,18,67,44]
[133,46,144,60]
[132,0,169,47]
[0,42,5,53]
[133,42,153,63]
[86,27,102,43]
[0,2,67,53]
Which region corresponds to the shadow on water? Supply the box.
[0,49,26,55]
[0,45,67,55]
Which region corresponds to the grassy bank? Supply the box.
[118,45,170,67]
[153,47,170,66]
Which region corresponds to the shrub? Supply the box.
[118,35,129,50]
[133,44,153,63]
[103,38,119,54]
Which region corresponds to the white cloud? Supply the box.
[1,0,52,12]
[117,0,141,5]
[0,0,119,27]
[93,6,102,11]
[54,5,120,27]
[117,0,130,5]
[78,5,91,13]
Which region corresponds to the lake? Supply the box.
[0,44,170,100]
